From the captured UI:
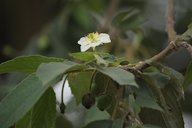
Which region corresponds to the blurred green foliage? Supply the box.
[1,0,192,128]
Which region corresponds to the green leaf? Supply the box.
[0,55,64,74]
[144,72,170,88]
[140,73,184,128]
[143,124,162,128]
[94,54,109,66]
[16,88,56,128]
[152,63,184,99]
[127,126,138,128]
[70,52,96,61]
[0,74,57,128]
[180,23,192,43]
[55,115,73,128]
[135,89,163,111]
[96,67,138,86]
[36,61,83,85]
[70,52,110,61]
[183,62,192,89]
[83,120,112,128]
[84,105,110,125]
[68,72,93,104]
[162,82,184,128]
[112,9,144,31]
[112,119,124,128]
[97,95,113,111]
[91,72,107,96]
[15,111,31,128]
[129,95,141,114]
[153,63,184,85]
[0,61,76,128]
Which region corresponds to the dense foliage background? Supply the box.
[0,0,192,128]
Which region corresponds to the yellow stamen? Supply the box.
[85,32,99,44]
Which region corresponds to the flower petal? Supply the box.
[89,41,102,47]
[80,45,91,52]
[99,33,111,43]
[78,37,87,45]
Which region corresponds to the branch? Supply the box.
[134,41,176,70]
[130,40,192,71]
[129,1,192,71]
[167,0,176,41]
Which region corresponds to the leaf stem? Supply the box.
[89,70,97,91]
[104,78,110,94]
[61,75,69,104]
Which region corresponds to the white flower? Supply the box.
[78,32,111,52]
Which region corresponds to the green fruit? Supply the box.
[82,93,95,109]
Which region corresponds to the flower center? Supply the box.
[85,32,99,44]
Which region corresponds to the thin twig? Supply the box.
[89,70,97,91]
[167,0,176,41]
[104,78,110,94]
[61,75,69,104]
